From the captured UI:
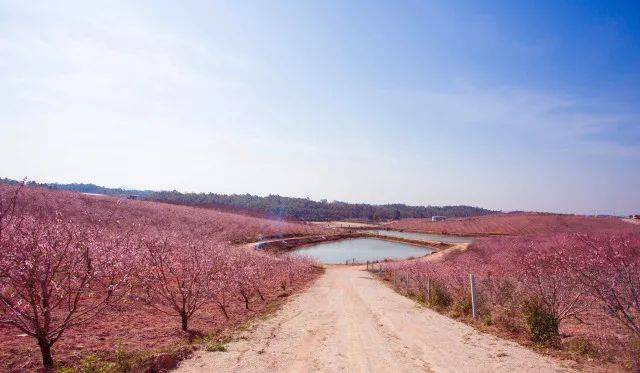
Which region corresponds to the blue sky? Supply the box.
[1,1,639,215]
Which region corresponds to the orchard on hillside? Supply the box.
[0,184,324,371]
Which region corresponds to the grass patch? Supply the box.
[196,336,229,353]
[205,341,227,352]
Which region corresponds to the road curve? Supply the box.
[176,266,575,373]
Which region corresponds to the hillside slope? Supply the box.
[386,213,638,236]
[0,184,328,370]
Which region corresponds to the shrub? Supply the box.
[523,298,559,346]
[567,337,597,357]
[114,346,132,372]
[428,281,452,309]
[454,296,472,316]
[492,307,523,334]
[483,314,493,326]
[79,355,113,373]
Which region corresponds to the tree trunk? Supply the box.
[217,302,229,319]
[256,288,265,301]
[181,314,188,331]
[241,291,250,310]
[38,338,54,372]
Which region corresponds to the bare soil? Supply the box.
[176,266,576,373]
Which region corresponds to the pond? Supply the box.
[293,238,434,264]
[369,230,474,244]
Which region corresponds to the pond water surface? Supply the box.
[294,238,433,264]
[370,230,474,244]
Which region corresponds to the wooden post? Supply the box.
[469,273,477,319]
[404,272,409,292]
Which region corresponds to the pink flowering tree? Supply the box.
[138,234,218,332]
[564,234,640,337]
[517,242,589,324]
[0,186,131,371]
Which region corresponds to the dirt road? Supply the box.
[176,266,574,373]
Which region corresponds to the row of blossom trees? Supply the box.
[379,232,640,367]
[386,213,637,236]
[0,184,317,371]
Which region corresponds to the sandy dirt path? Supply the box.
[176,266,575,373]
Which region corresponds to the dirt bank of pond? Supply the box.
[254,232,454,256]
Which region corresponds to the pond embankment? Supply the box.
[254,232,453,253]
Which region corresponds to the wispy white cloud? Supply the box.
[377,84,640,158]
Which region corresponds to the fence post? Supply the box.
[404,272,409,292]
[469,273,477,319]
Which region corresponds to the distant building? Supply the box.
[431,216,446,222]
[127,194,140,200]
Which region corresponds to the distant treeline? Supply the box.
[149,192,497,221]
[0,178,497,221]
[0,178,155,198]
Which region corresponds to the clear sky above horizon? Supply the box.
[1,1,639,215]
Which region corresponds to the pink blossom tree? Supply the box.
[517,242,589,324]
[564,234,640,338]
[138,234,218,332]
[0,186,131,371]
